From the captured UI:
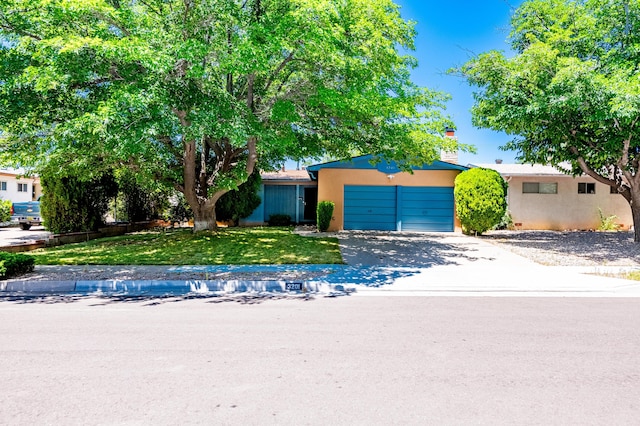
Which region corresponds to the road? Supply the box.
[0,225,50,246]
[2,295,640,425]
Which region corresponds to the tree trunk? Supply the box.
[631,192,640,243]
[192,204,217,232]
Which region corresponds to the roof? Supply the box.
[261,169,313,182]
[307,154,468,180]
[471,163,572,177]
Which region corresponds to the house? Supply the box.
[306,155,468,232]
[0,169,41,203]
[473,163,632,230]
[241,169,318,225]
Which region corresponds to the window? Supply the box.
[17,183,28,193]
[578,182,595,194]
[0,181,6,191]
[522,182,557,194]
[611,186,619,194]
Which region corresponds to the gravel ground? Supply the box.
[481,230,640,266]
[15,265,330,282]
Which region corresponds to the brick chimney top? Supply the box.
[445,127,455,137]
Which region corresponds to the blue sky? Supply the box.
[395,0,525,165]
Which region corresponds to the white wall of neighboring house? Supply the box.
[0,170,41,203]
[475,164,633,231]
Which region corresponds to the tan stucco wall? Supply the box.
[506,175,632,230]
[317,169,461,231]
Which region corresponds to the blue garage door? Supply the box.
[400,187,454,232]
[344,186,396,231]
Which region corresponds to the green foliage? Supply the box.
[40,170,118,234]
[0,252,35,279]
[215,172,262,225]
[116,171,171,222]
[493,210,515,231]
[31,228,343,265]
[0,0,467,231]
[454,168,507,235]
[0,200,11,223]
[458,0,640,240]
[317,201,335,232]
[598,208,620,231]
[268,214,291,227]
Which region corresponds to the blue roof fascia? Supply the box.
[306,154,468,180]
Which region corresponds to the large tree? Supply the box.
[460,0,640,241]
[0,0,462,231]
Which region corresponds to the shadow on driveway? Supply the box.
[338,231,497,266]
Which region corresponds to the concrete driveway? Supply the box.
[0,225,50,246]
[334,230,640,296]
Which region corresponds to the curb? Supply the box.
[0,279,355,296]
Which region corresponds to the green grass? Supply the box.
[625,271,640,281]
[31,227,343,265]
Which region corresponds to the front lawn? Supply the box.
[31,227,343,265]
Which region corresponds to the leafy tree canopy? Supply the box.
[0,0,465,230]
[458,0,640,241]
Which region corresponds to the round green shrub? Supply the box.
[454,168,507,235]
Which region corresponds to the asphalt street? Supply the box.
[2,296,640,425]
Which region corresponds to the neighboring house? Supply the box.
[307,154,468,232]
[0,169,41,203]
[241,169,318,225]
[473,163,632,231]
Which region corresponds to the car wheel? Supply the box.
[20,223,32,230]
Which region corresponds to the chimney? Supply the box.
[440,127,458,164]
[495,159,503,164]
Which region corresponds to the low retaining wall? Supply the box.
[0,221,163,253]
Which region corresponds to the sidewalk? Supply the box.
[2,231,640,297]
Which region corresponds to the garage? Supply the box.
[307,154,467,232]
[344,185,455,232]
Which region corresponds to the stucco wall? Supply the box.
[317,169,461,231]
[506,175,632,230]
[0,173,40,203]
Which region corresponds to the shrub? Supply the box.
[316,201,335,232]
[0,252,35,279]
[41,170,118,233]
[493,210,515,231]
[116,171,171,223]
[0,200,11,223]
[215,172,262,225]
[598,208,619,231]
[268,214,291,226]
[454,168,507,235]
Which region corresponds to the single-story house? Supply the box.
[0,169,41,203]
[241,169,318,226]
[473,163,633,230]
[307,155,468,232]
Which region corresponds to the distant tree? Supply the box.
[41,170,118,233]
[215,171,262,225]
[454,168,507,235]
[459,0,640,241]
[0,0,466,232]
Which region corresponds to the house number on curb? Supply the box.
[286,282,304,291]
